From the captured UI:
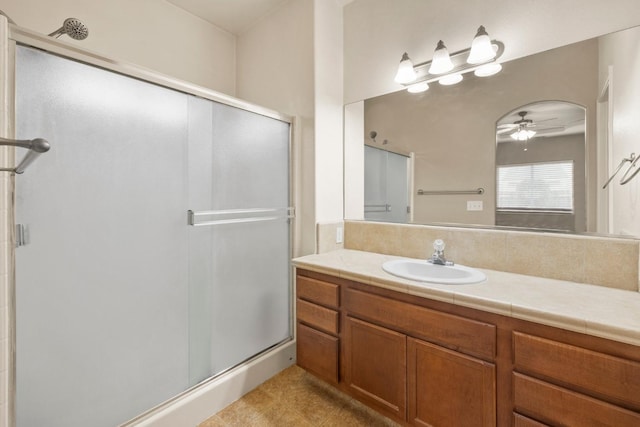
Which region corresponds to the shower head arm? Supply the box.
[48,27,65,38]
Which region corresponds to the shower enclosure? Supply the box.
[4,26,293,427]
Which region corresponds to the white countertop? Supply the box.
[292,249,640,347]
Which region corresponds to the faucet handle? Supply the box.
[433,239,446,252]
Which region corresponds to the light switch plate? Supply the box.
[467,201,483,211]
[336,226,344,244]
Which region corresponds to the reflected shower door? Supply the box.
[364,145,409,223]
[187,97,291,384]
[14,46,190,427]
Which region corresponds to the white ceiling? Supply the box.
[167,0,355,35]
[166,0,289,35]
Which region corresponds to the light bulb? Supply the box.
[467,26,497,64]
[474,63,502,77]
[438,73,463,86]
[510,129,536,141]
[428,40,454,75]
[394,52,417,84]
[407,82,429,93]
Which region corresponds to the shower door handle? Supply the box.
[188,207,295,227]
[15,224,27,247]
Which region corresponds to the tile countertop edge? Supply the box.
[292,249,640,348]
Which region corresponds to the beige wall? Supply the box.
[313,0,344,225]
[236,0,316,256]
[599,26,640,237]
[362,40,598,228]
[343,0,640,104]
[237,0,345,256]
[0,0,236,94]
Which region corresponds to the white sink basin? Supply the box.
[382,259,486,285]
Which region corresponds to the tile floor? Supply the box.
[199,365,400,426]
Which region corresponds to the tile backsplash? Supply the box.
[316,222,345,254]
[338,221,640,292]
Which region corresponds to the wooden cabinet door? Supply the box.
[344,316,407,422]
[297,322,339,383]
[407,337,496,427]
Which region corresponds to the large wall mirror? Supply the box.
[345,24,640,238]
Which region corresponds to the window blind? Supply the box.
[497,161,574,211]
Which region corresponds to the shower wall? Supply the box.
[1,0,236,94]
[13,45,291,427]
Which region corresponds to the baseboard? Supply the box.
[126,340,296,427]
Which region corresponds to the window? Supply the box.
[497,161,574,211]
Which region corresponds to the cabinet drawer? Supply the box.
[513,373,640,426]
[514,332,640,410]
[297,275,339,308]
[297,299,339,335]
[297,322,339,383]
[513,413,549,427]
[345,288,495,360]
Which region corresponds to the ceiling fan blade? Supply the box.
[533,117,557,124]
[535,126,566,134]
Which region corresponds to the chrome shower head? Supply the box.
[48,18,88,40]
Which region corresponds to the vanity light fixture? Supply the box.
[467,26,495,64]
[407,82,430,93]
[394,52,417,84]
[394,25,504,93]
[474,62,502,77]
[439,73,463,86]
[428,41,454,74]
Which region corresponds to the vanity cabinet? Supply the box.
[408,338,495,426]
[294,268,640,427]
[343,285,496,426]
[296,273,340,384]
[512,332,640,426]
[344,316,407,420]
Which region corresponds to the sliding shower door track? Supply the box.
[120,337,294,427]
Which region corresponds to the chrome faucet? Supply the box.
[428,239,454,266]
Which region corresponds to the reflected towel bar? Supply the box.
[188,207,295,227]
[602,153,635,189]
[0,137,50,174]
[417,188,484,196]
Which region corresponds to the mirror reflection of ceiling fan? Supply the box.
[497,111,566,141]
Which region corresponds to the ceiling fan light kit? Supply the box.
[394,25,504,93]
[496,106,582,146]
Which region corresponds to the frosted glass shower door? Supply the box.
[13,42,292,427]
[14,46,190,427]
[187,98,291,384]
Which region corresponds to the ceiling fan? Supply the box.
[497,111,564,140]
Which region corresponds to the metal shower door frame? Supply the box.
[0,18,296,427]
